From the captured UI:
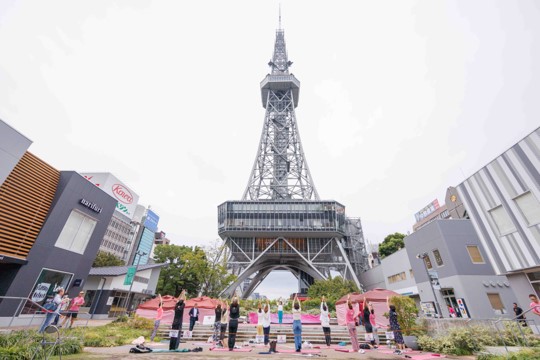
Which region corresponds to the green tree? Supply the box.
[307,276,359,307]
[153,244,201,296]
[378,232,406,258]
[153,242,236,298]
[199,240,237,298]
[388,295,420,336]
[92,251,124,267]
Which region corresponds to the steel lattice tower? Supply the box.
[217,23,369,298]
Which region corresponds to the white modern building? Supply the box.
[448,127,540,312]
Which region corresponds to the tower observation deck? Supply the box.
[218,25,368,298]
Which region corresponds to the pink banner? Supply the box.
[248,312,321,324]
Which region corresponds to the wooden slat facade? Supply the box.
[0,152,59,260]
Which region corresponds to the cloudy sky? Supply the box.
[1,0,539,298]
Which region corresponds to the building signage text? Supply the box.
[80,198,103,213]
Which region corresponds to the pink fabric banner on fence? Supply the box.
[248,312,321,324]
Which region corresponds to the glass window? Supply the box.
[467,245,485,264]
[22,268,73,314]
[433,249,444,266]
[487,293,506,314]
[489,205,516,235]
[424,255,433,269]
[55,210,97,254]
[515,192,540,226]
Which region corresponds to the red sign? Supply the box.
[112,184,133,204]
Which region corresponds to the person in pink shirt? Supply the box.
[529,294,540,316]
[346,294,362,353]
[150,294,163,342]
[60,291,85,329]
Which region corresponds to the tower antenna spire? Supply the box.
[279,4,282,29]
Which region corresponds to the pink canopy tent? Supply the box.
[335,288,401,326]
[135,295,219,325]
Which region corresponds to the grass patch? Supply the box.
[0,315,155,359]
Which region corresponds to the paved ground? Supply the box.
[83,341,463,360]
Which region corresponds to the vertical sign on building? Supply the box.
[124,266,136,285]
[456,298,470,318]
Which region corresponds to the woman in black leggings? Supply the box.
[228,297,240,351]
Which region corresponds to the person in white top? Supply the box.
[262,301,271,345]
[319,296,331,346]
[39,287,65,333]
[256,301,264,339]
[292,293,302,352]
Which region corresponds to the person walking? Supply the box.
[277,299,284,324]
[39,287,64,333]
[262,301,271,345]
[513,302,527,326]
[346,294,361,353]
[60,291,85,329]
[529,294,540,316]
[387,297,405,354]
[189,303,199,332]
[292,293,303,352]
[213,301,223,342]
[228,296,240,351]
[169,290,185,350]
[320,296,331,347]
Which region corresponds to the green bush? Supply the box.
[418,325,497,355]
[477,348,540,360]
[0,329,81,359]
[389,295,418,336]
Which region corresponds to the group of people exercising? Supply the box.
[165,291,404,353]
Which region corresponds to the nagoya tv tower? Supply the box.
[217,14,369,298]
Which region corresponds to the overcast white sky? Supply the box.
[1,1,539,298]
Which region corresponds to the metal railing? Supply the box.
[0,296,92,330]
[491,307,539,353]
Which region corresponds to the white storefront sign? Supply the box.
[31,283,51,302]
[81,173,140,220]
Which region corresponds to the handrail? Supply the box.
[504,306,538,322]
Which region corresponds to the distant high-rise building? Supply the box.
[82,173,140,263]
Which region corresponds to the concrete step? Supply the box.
[157,324,389,344]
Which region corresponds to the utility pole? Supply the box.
[124,250,146,315]
[417,252,443,318]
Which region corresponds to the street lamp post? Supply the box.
[417,252,443,318]
[124,250,147,315]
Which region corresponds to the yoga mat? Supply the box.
[276,349,321,354]
[335,348,355,353]
[151,349,191,353]
[210,347,252,352]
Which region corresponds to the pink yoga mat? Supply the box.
[335,348,355,352]
[210,347,252,352]
[277,349,321,354]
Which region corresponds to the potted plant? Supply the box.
[388,295,422,350]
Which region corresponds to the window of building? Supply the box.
[515,192,540,226]
[467,245,485,264]
[489,205,516,235]
[409,269,414,279]
[388,271,407,284]
[22,268,73,315]
[433,249,444,266]
[424,255,433,269]
[55,210,97,254]
[487,293,506,314]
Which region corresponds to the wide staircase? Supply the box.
[157,323,389,345]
